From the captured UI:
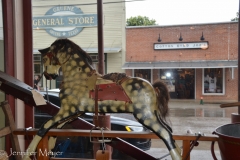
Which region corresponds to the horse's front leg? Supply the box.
[23,110,82,160]
[48,111,85,151]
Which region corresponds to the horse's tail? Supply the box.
[152,80,170,122]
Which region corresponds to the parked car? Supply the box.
[34,89,151,159]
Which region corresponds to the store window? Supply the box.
[159,69,175,92]
[134,69,151,82]
[160,69,195,99]
[203,68,224,94]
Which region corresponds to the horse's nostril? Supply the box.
[43,72,58,80]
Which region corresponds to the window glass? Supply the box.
[203,68,224,94]
[160,69,195,99]
[134,69,151,82]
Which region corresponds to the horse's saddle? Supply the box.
[89,73,131,102]
[89,83,131,102]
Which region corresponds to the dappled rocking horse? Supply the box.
[23,39,182,160]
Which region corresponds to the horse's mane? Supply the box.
[51,39,93,65]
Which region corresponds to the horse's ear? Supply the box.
[38,47,50,55]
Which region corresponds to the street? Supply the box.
[112,100,238,160]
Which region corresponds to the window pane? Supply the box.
[34,63,41,74]
[134,69,151,82]
[203,68,223,94]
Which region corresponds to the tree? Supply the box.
[126,16,157,26]
[231,12,239,21]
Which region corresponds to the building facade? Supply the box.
[124,22,238,101]
[32,0,126,89]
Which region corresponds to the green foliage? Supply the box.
[126,16,157,26]
[231,12,239,21]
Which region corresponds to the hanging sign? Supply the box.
[33,6,98,38]
[154,42,208,50]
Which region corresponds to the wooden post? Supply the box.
[97,0,104,75]
[182,140,191,160]
[238,0,240,115]
[22,0,35,149]
[2,0,16,154]
[95,1,112,158]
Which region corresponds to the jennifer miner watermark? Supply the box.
[1,148,63,158]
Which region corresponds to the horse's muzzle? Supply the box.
[43,72,58,80]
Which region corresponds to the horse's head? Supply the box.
[39,46,60,80]
[39,39,94,80]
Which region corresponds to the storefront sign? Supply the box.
[154,42,208,50]
[33,6,97,38]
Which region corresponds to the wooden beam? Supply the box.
[13,128,218,141]
[220,102,240,108]
[13,128,218,160]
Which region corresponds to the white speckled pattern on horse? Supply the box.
[22,39,182,160]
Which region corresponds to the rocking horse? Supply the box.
[23,39,182,160]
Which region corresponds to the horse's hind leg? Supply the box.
[23,110,83,160]
[154,111,182,155]
[134,112,182,160]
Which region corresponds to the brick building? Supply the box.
[124,22,238,101]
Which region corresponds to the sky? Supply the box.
[126,0,239,25]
